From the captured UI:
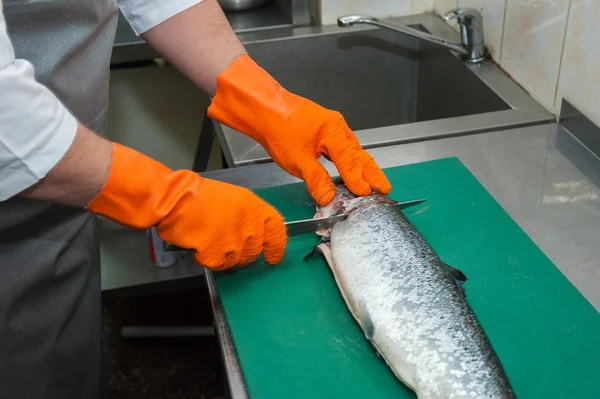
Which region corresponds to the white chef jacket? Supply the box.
[0,0,203,201]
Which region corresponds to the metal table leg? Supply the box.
[193,114,217,173]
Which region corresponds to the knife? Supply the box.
[163,198,426,252]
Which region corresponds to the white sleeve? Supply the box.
[118,0,205,35]
[0,2,78,201]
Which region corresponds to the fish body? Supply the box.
[315,181,515,398]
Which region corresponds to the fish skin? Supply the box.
[315,181,515,399]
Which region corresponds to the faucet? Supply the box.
[337,8,488,63]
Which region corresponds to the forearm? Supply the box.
[141,0,245,96]
[19,123,112,207]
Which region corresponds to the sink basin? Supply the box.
[245,28,508,131]
[216,13,552,167]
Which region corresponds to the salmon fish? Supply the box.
[313,179,515,398]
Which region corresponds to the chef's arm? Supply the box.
[141,0,244,96]
[18,125,112,207]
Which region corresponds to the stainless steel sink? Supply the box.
[216,13,552,167]
[245,28,508,130]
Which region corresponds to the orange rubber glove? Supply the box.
[87,143,286,271]
[207,55,392,206]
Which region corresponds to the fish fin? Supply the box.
[443,262,467,283]
[303,249,317,262]
[303,245,319,262]
[442,262,468,298]
[354,300,375,341]
[303,239,329,262]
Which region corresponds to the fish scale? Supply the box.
[316,183,515,398]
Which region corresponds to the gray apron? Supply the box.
[0,0,118,397]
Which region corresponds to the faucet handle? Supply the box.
[443,7,483,26]
[442,7,487,62]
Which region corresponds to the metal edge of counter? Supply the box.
[206,271,251,399]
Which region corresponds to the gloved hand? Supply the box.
[87,143,286,270]
[207,55,392,206]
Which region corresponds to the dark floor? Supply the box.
[102,288,224,399]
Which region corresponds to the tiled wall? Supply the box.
[315,0,600,127]
[555,1,599,124]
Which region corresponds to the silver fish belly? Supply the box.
[315,183,515,398]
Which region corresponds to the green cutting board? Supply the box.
[215,157,600,399]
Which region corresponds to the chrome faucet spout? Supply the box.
[337,9,488,63]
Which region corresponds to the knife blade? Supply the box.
[163,198,426,252]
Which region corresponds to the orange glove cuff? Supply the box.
[207,55,305,151]
[87,142,200,229]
